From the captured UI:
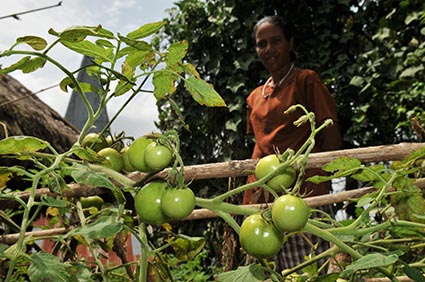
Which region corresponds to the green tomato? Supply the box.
[255,154,296,192]
[144,142,173,171]
[121,146,136,173]
[272,194,310,232]
[161,187,195,219]
[239,213,283,258]
[127,136,154,173]
[80,195,104,210]
[97,147,124,172]
[82,133,108,152]
[134,181,168,225]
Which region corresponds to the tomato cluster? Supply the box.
[239,194,310,258]
[134,181,196,225]
[127,136,173,173]
[254,154,296,192]
[240,153,311,259]
[81,133,174,174]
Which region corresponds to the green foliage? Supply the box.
[155,0,425,162]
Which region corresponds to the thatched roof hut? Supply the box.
[0,74,79,153]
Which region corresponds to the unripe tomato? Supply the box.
[121,147,136,173]
[97,147,124,172]
[82,133,108,152]
[255,154,296,192]
[272,194,310,232]
[144,142,173,171]
[161,187,195,219]
[239,214,283,258]
[80,195,104,210]
[134,181,168,225]
[127,136,154,172]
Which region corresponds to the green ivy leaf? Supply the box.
[216,264,266,282]
[16,36,47,51]
[166,40,188,66]
[184,77,226,107]
[28,252,71,282]
[127,21,166,40]
[0,136,48,155]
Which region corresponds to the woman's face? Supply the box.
[255,22,293,75]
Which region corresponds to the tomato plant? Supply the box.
[97,147,124,172]
[127,136,154,173]
[161,187,195,219]
[272,194,310,232]
[255,154,296,192]
[82,132,108,152]
[134,181,168,225]
[239,213,283,258]
[144,142,173,171]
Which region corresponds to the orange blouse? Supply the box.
[244,68,342,204]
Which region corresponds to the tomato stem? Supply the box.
[304,222,399,281]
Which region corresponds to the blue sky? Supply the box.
[0,0,176,138]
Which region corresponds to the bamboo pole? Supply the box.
[129,142,425,182]
[1,142,423,209]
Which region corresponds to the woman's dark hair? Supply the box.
[253,15,293,42]
[253,15,296,61]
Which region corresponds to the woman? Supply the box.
[244,15,343,271]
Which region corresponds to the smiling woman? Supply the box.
[0,0,176,139]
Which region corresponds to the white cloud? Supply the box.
[1,0,175,139]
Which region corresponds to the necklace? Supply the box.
[261,63,294,99]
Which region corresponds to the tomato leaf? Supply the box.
[126,21,166,40]
[184,77,226,107]
[61,40,113,63]
[16,36,47,51]
[390,180,425,224]
[341,253,398,278]
[70,163,116,190]
[28,252,71,282]
[403,262,425,282]
[113,62,136,97]
[322,157,362,173]
[166,40,188,66]
[153,70,176,100]
[119,35,152,52]
[171,235,206,261]
[20,57,46,73]
[0,136,48,154]
[0,56,31,75]
[181,63,201,79]
[124,49,152,68]
[216,264,267,282]
[50,25,113,42]
[67,216,123,240]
